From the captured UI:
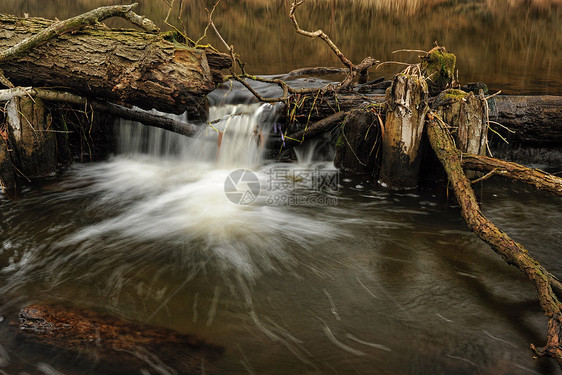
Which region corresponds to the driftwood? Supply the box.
[426,113,562,367]
[488,95,562,144]
[16,304,223,374]
[0,9,230,119]
[461,153,562,196]
[281,92,562,143]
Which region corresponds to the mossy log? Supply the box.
[426,113,562,368]
[461,153,562,196]
[0,13,229,119]
[16,304,223,374]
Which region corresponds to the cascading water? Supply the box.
[0,102,561,375]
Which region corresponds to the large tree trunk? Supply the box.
[0,14,229,119]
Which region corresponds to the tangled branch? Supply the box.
[206,0,379,103]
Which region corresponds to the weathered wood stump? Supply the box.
[378,73,429,189]
[432,89,488,156]
[0,136,17,197]
[16,304,223,374]
[6,97,56,179]
[334,108,381,176]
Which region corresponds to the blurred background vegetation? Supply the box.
[2,0,561,94]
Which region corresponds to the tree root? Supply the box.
[426,112,562,368]
[462,153,562,196]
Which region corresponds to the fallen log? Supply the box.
[16,304,223,374]
[488,95,562,144]
[0,9,230,119]
[461,153,562,196]
[281,92,562,144]
[426,112,562,368]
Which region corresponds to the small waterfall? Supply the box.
[36,103,347,282]
[114,103,275,169]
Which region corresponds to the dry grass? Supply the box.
[1,0,561,94]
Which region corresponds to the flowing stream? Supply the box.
[1,1,561,373]
[0,98,561,374]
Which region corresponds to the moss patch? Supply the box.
[421,46,456,96]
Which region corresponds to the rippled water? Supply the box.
[0,102,561,374]
[1,1,561,373]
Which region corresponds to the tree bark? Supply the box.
[461,153,562,196]
[426,113,562,368]
[487,95,562,144]
[281,93,562,144]
[0,13,229,119]
[17,304,223,373]
[379,73,429,189]
[0,137,17,198]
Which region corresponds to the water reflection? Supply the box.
[2,0,561,94]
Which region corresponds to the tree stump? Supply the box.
[334,108,381,176]
[0,136,17,197]
[420,46,456,96]
[378,73,429,189]
[433,89,488,156]
[6,96,57,179]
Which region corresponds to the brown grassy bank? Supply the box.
[1,0,561,94]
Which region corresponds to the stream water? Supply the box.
[0,98,561,374]
[1,1,562,374]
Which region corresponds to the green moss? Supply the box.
[442,89,467,100]
[421,46,457,95]
[335,132,345,150]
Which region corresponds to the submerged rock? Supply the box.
[17,304,223,374]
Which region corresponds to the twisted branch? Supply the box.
[427,113,562,368]
[207,0,378,103]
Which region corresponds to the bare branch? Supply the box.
[288,67,347,77]
[0,87,199,137]
[289,0,378,88]
[462,153,562,196]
